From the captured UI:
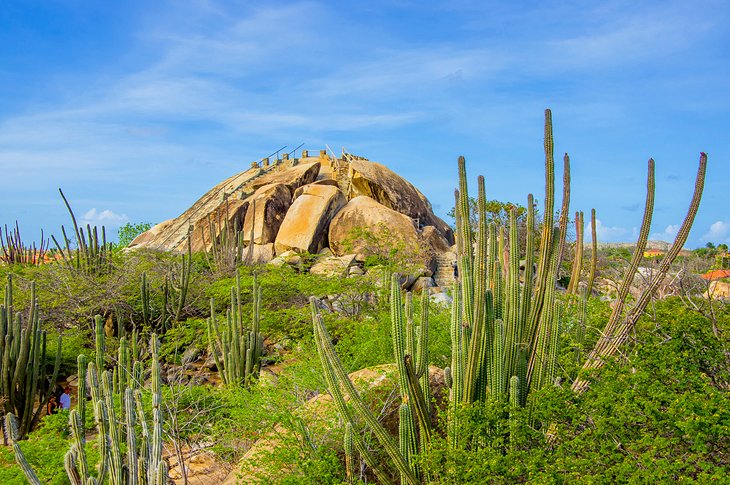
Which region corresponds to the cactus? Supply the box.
[309,110,708,479]
[1,276,62,439]
[5,413,42,485]
[174,235,193,322]
[573,154,707,394]
[202,196,247,272]
[344,422,355,484]
[567,211,584,295]
[586,209,598,296]
[312,298,415,485]
[10,332,168,484]
[207,272,263,386]
[51,188,113,275]
[1,222,50,266]
[141,272,151,328]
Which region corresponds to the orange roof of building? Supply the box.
[701,269,730,281]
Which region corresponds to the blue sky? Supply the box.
[0,0,728,247]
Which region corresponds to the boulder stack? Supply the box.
[129,150,454,276]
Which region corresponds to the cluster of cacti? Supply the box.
[140,271,171,332]
[52,188,114,274]
[207,272,264,386]
[1,222,50,265]
[312,295,417,485]
[1,275,62,440]
[310,110,594,482]
[391,285,431,483]
[447,110,564,415]
[174,237,193,323]
[8,325,167,485]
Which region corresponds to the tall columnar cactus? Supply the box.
[141,271,151,327]
[312,297,416,485]
[207,272,264,386]
[1,276,62,439]
[573,154,707,394]
[586,209,598,296]
[567,211,584,295]
[172,234,193,323]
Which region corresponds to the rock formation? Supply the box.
[129,149,455,287]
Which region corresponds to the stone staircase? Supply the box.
[433,252,457,288]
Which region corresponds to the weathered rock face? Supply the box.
[190,198,249,253]
[250,162,320,192]
[129,152,454,265]
[309,254,357,277]
[274,185,347,254]
[129,166,265,252]
[292,179,339,201]
[328,195,419,257]
[242,183,291,245]
[349,159,453,244]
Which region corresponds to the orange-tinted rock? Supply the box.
[348,159,453,244]
[251,162,320,192]
[242,183,291,245]
[274,185,346,254]
[328,196,419,257]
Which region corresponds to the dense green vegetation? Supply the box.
[1,254,726,483]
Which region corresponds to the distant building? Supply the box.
[643,249,665,258]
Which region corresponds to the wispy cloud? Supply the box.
[701,220,730,245]
[594,219,629,242]
[81,208,129,226]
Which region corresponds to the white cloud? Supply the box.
[594,219,628,242]
[650,224,680,242]
[82,208,129,226]
[701,220,730,244]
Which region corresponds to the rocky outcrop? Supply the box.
[328,196,420,257]
[246,243,275,264]
[274,185,347,254]
[242,183,291,245]
[349,159,453,244]
[292,179,339,201]
[129,151,454,264]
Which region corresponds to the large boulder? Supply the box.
[245,243,275,264]
[242,183,291,245]
[251,162,320,192]
[328,196,419,258]
[348,159,453,244]
[274,185,347,254]
[309,254,357,277]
